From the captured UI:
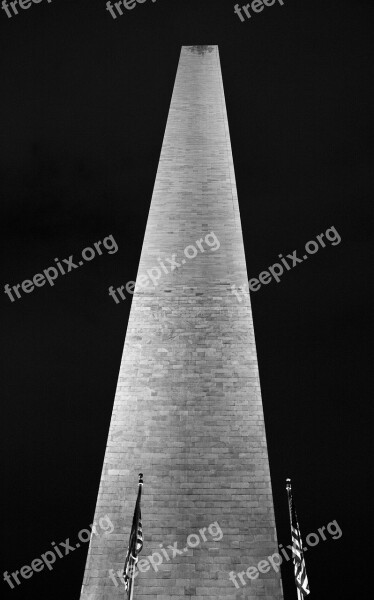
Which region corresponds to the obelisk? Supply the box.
[80,45,283,600]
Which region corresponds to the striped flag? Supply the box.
[123,473,144,599]
[286,479,310,600]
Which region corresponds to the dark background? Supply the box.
[1,0,372,598]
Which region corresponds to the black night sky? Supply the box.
[0,1,372,598]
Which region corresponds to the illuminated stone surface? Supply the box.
[80,45,283,600]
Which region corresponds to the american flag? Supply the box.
[123,474,144,598]
[286,479,310,600]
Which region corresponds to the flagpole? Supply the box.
[286,478,297,600]
[128,473,143,600]
[286,478,310,599]
[286,477,293,522]
[128,566,135,600]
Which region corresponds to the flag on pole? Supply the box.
[123,473,144,599]
[286,478,310,600]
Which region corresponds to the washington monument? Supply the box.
[80,45,283,599]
